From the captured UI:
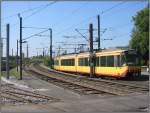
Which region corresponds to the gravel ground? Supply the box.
[1,72,149,112]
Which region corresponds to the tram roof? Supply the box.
[54,48,133,58]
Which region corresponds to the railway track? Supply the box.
[25,68,115,96]
[24,63,148,96]
[40,64,149,89]
[1,83,59,105]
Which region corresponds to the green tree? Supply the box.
[43,56,53,68]
[129,6,149,65]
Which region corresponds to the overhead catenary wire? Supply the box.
[55,1,127,52]
[2,3,51,20]
[53,2,89,27]
[24,1,57,20]
[22,26,49,29]
[75,29,89,42]
[109,20,133,31]
[54,1,127,36]
[2,1,86,30]
[112,32,131,39]
[1,2,57,36]
[100,31,131,43]
[54,15,96,36]
[23,29,49,40]
[1,1,57,30]
[2,1,57,21]
[2,1,137,57]
[11,1,88,33]
[100,1,127,15]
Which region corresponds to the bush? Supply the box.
[44,57,53,68]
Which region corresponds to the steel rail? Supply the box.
[25,67,117,96]
[31,63,148,95]
[2,84,54,99]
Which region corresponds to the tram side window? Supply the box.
[101,56,106,66]
[117,55,121,67]
[96,57,99,66]
[114,55,122,67]
[79,58,83,66]
[96,57,100,66]
[61,59,75,66]
[71,59,75,66]
[84,58,89,66]
[65,60,68,66]
[78,58,82,66]
[78,58,81,66]
[78,58,89,66]
[107,56,114,67]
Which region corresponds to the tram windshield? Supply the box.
[121,51,139,66]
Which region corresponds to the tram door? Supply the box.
[114,55,121,75]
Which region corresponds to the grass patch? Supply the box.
[10,68,20,79]
[1,71,5,77]
[1,68,19,79]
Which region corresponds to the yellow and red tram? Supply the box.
[54,49,141,78]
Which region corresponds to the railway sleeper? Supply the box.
[3,91,53,100]
[64,84,78,87]
[73,88,90,91]
[27,67,143,96]
[34,64,148,90]
[4,86,52,99]
[84,91,104,94]
[2,94,29,103]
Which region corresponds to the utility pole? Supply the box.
[19,14,23,80]
[97,15,100,50]
[6,24,10,79]
[49,28,53,68]
[0,1,2,81]
[12,48,13,56]
[74,48,77,53]
[16,40,19,72]
[0,38,2,79]
[58,46,61,56]
[27,44,29,58]
[89,23,94,78]
[37,51,38,57]
[43,48,45,57]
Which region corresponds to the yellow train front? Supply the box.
[54,49,141,78]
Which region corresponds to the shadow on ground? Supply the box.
[118,75,149,81]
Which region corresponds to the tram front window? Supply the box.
[121,52,139,66]
[121,54,127,66]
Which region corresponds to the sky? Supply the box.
[1,1,148,57]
